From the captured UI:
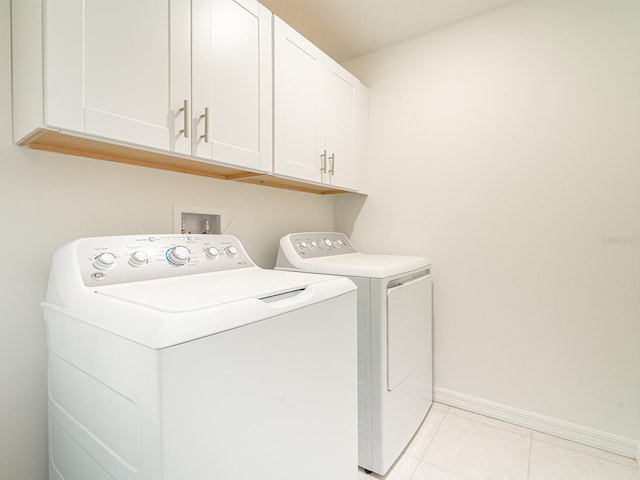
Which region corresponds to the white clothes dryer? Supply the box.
[276,232,432,476]
[42,234,358,480]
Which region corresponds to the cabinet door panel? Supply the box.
[326,64,358,189]
[47,0,190,151]
[191,0,211,158]
[273,17,324,183]
[45,0,83,132]
[212,0,259,166]
[84,2,168,129]
[193,0,271,171]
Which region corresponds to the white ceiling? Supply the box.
[260,0,520,62]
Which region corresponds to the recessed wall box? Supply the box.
[174,204,227,235]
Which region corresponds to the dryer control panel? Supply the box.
[77,234,254,287]
[284,232,358,259]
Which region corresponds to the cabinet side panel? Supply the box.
[11,0,45,143]
[45,0,83,132]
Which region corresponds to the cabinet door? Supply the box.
[325,62,359,190]
[45,0,191,153]
[192,0,272,171]
[273,17,324,183]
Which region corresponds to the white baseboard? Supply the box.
[434,387,637,460]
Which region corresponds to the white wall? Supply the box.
[0,1,335,478]
[338,0,640,443]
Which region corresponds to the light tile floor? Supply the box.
[359,403,640,480]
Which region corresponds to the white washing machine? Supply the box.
[42,234,358,480]
[276,232,432,476]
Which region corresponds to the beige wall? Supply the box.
[0,1,335,477]
[338,0,640,441]
[3,0,640,477]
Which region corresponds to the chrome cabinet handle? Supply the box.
[200,107,210,143]
[320,150,327,172]
[178,99,189,138]
[328,153,335,174]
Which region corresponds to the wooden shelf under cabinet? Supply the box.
[20,129,355,195]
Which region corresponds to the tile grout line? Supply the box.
[406,455,421,480]
[403,404,449,461]
[443,403,637,467]
[409,409,453,480]
[446,406,532,438]
[408,409,450,480]
[526,430,533,480]
[533,437,640,471]
[421,408,449,461]
[445,408,534,443]
[423,462,476,480]
[446,405,638,474]
[427,408,534,480]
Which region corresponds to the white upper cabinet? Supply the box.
[12,0,271,172]
[273,17,367,191]
[11,2,366,193]
[191,0,272,171]
[44,0,191,153]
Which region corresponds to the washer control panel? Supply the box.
[286,232,358,259]
[77,234,254,287]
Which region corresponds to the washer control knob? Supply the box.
[204,247,219,259]
[321,239,333,249]
[309,241,318,250]
[335,240,343,248]
[167,245,190,265]
[297,241,308,250]
[129,250,148,267]
[225,246,238,257]
[94,252,116,270]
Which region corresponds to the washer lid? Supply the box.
[95,267,333,313]
[284,252,430,278]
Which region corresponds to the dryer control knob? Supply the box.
[94,252,116,270]
[167,246,190,265]
[204,247,219,259]
[129,250,148,267]
[225,246,238,257]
